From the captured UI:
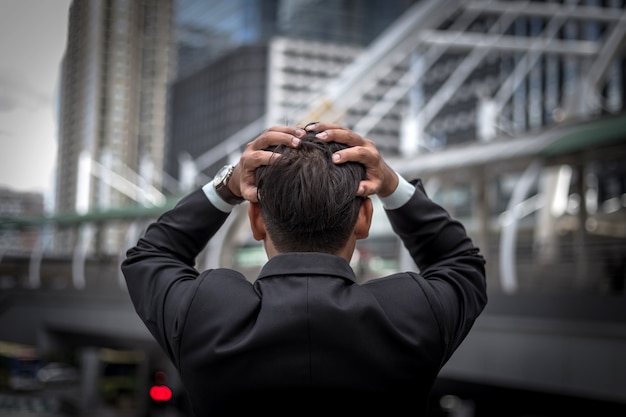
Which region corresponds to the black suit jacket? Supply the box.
[122,180,487,416]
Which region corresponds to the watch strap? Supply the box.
[214,166,244,205]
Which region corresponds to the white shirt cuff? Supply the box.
[202,182,235,213]
[379,174,414,210]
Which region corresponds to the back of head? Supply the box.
[255,131,366,254]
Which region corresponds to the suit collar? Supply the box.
[257,252,357,282]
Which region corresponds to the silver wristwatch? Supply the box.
[213,165,244,205]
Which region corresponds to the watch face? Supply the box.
[213,165,231,187]
[212,164,243,204]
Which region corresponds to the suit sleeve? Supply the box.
[120,188,231,360]
[385,179,488,363]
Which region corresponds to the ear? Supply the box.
[248,202,267,241]
[354,197,373,240]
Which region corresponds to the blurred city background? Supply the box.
[1,0,625,416]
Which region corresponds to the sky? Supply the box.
[0,0,72,196]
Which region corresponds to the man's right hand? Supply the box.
[235,126,304,202]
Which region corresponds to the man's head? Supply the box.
[249,131,372,256]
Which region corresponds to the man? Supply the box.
[121,123,487,416]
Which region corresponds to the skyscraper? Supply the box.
[55,0,174,252]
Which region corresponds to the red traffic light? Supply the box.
[150,384,173,402]
[149,370,172,402]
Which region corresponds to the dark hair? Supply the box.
[255,131,366,254]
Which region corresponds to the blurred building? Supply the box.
[173,0,418,79]
[54,0,175,253]
[166,0,419,190]
[0,188,44,253]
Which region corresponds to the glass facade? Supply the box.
[174,0,419,77]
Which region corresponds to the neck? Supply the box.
[264,238,357,263]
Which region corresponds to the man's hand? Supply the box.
[234,126,304,202]
[307,123,398,197]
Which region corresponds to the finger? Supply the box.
[315,128,366,148]
[240,157,280,201]
[302,121,320,131]
[241,184,259,202]
[331,142,377,166]
[356,180,380,197]
[247,126,304,151]
[239,148,283,202]
[242,149,282,172]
